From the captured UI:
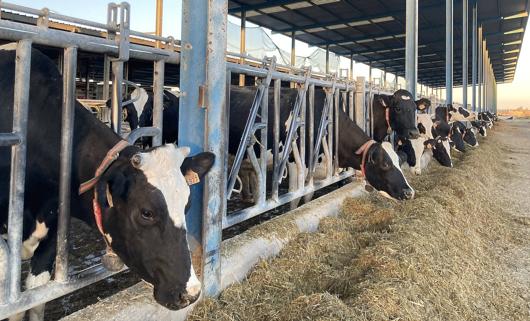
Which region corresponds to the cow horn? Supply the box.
[131,153,143,168]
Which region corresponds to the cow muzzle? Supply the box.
[154,285,201,310]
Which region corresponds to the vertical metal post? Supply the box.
[55,46,77,283]
[179,0,227,297]
[394,74,398,90]
[471,0,477,112]
[368,63,372,85]
[103,54,110,101]
[349,54,354,80]
[290,31,295,88]
[111,60,123,135]
[325,45,329,74]
[355,76,366,131]
[152,60,165,146]
[155,0,163,48]
[446,0,453,105]
[239,11,246,86]
[383,69,387,89]
[85,66,90,99]
[462,0,468,108]
[7,39,32,302]
[478,26,482,112]
[405,0,418,98]
[307,84,315,186]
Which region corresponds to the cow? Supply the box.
[0,45,215,319]
[478,112,494,128]
[471,120,488,137]
[449,105,476,122]
[415,98,431,113]
[453,121,478,147]
[372,89,420,142]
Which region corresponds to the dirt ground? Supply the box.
[188,119,530,321]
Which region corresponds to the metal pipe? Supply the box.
[355,76,366,131]
[462,0,468,108]
[446,0,453,105]
[307,84,315,186]
[239,11,246,86]
[0,20,180,64]
[202,0,227,297]
[103,54,110,100]
[478,26,482,112]
[0,133,21,146]
[471,0,477,112]
[349,54,354,80]
[272,79,281,200]
[7,39,32,302]
[0,238,7,304]
[85,65,90,99]
[155,0,163,48]
[152,60,165,146]
[405,0,418,98]
[325,45,330,74]
[111,60,123,135]
[55,46,77,283]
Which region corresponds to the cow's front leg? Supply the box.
[26,232,57,321]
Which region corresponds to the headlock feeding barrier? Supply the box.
[0,0,505,319]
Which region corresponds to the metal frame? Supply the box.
[0,1,178,318]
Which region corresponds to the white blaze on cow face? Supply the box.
[417,113,434,139]
[135,144,191,228]
[381,142,415,198]
[132,88,149,118]
[186,266,202,298]
[441,139,453,167]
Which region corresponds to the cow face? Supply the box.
[364,142,415,200]
[404,136,427,175]
[380,90,419,139]
[450,124,466,153]
[463,128,478,147]
[415,98,431,113]
[96,145,215,310]
[425,137,452,167]
[397,137,416,167]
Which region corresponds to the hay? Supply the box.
[189,123,529,321]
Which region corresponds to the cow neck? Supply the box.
[337,109,375,171]
[355,140,376,177]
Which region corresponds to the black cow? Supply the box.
[0,45,215,318]
[450,122,466,153]
[372,89,420,142]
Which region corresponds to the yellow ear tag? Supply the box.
[185,170,200,186]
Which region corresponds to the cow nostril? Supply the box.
[404,188,414,199]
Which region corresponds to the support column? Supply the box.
[471,0,477,111]
[325,44,330,74]
[349,53,354,80]
[291,31,296,88]
[462,0,468,108]
[477,26,482,112]
[446,0,453,105]
[155,0,163,48]
[179,0,227,297]
[405,0,418,98]
[239,11,246,86]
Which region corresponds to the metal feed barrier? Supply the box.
[0,2,178,318]
[223,57,374,228]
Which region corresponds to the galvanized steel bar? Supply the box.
[471,0,477,112]
[478,26,482,112]
[155,0,163,48]
[355,76,366,131]
[405,0,418,98]
[0,20,179,64]
[462,0,468,108]
[325,45,330,74]
[55,46,77,283]
[110,60,124,135]
[103,54,110,101]
[333,88,340,174]
[0,133,21,146]
[307,84,315,186]
[0,238,7,304]
[202,0,227,297]
[446,0,453,105]
[7,39,32,302]
[152,60,165,146]
[239,11,246,86]
[272,79,281,201]
[310,82,334,176]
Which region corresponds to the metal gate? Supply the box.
[0,2,179,318]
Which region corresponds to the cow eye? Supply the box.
[141,209,155,221]
[382,162,392,170]
[395,107,401,112]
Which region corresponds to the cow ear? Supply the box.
[96,172,129,209]
[181,152,216,185]
[424,139,434,149]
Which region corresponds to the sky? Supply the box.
[7,0,530,110]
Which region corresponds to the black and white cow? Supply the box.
[0,45,215,319]
[415,98,431,114]
[372,89,420,142]
[471,120,488,137]
[452,121,479,147]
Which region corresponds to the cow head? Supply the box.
[463,128,478,147]
[95,144,215,310]
[397,137,416,167]
[399,136,427,175]
[472,120,487,137]
[363,142,415,200]
[450,123,466,153]
[415,98,431,113]
[424,137,452,167]
[379,89,419,139]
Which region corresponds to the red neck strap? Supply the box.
[355,140,376,177]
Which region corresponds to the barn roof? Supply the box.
[228,0,529,87]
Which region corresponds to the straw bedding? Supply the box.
[189,125,529,321]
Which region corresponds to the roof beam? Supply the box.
[228,0,304,14]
